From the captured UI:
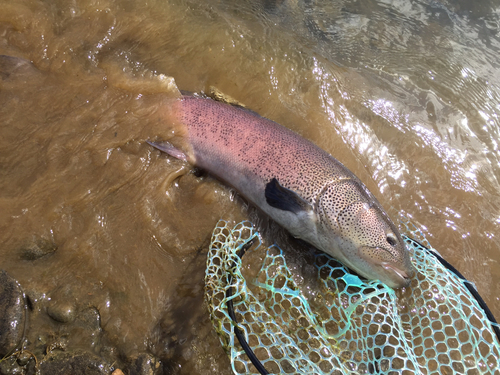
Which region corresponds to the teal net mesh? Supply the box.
[204,219,500,374]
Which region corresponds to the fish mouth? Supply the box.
[381,262,412,287]
[358,245,415,288]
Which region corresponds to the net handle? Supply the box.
[226,238,270,375]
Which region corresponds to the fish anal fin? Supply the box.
[147,140,188,162]
[265,178,311,214]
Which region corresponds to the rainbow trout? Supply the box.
[149,96,415,288]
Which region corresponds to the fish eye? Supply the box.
[386,233,397,246]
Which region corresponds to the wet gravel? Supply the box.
[0,269,165,375]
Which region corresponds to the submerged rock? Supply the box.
[0,355,24,375]
[16,351,33,366]
[128,353,162,375]
[47,301,76,324]
[19,236,57,261]
[0,55,39,81]
[39,351,111,375]
[0,270,26,357]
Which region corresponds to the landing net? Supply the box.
[204,219,500,374]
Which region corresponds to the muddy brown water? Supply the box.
[0,0,499,373]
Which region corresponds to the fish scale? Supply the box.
[151,95,415,288]
[181,97,347,200]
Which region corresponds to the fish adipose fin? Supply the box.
[265,178,311,214]
[147,140,187,162]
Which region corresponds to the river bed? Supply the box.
[0,0,499,374]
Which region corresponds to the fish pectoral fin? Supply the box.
[147,140,188,162]
[265,178,312,214]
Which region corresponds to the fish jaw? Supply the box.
[356,246,414,288]
[316,186,416,289]
[318,236,414,289]
[382,261,413,287]
[346,225,415,289]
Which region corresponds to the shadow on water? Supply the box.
[149,237,232,374]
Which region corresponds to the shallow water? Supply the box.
[0,0,499,373]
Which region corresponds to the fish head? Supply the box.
[317,184,415,288]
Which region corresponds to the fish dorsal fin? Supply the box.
[265,178,312,214]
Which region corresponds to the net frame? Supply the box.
[205,220,500,374]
